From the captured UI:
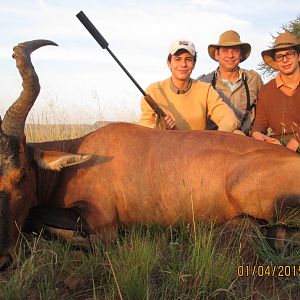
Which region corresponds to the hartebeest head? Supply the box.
[0,40,91,268]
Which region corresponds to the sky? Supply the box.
[0,0,299,124]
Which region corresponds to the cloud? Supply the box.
[36,0,48,13]
[191,0,300,17]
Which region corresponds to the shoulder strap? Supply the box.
[211,72,217,89]
[240,73,257,129]
[242,73,251,111]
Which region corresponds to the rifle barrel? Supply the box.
[76,11,146,96]
[76,11,171,124]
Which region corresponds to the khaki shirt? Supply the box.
[199,68,263,133]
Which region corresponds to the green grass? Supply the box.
[1,221,300,299]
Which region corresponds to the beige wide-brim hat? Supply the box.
[261,32,300,70]
[208,30,251,62]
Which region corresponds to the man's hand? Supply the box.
[286,138,299,152]
[251,131,281,145]
[163,115,176,130]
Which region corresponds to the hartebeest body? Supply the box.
[0,40,299,268]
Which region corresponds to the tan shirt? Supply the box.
[139,78,240,131]
[276,72,300,96]
[199,68,263,122]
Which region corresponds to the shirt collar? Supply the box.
[169,78,192,94]
[217,68,242,91]
[275,72,284,88]
[275,72,300,88]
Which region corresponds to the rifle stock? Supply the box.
[145,95,178,130]
[144,95,166,118]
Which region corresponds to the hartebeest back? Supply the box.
[0,39,299,269]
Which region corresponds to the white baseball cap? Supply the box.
[168,39,196,56]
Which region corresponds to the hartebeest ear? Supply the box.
[33,149,92,171]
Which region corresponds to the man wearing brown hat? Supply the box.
[251,32,300,152]
[199,30,262,135]
[139,39,240,131]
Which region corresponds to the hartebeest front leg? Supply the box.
[24,206,91,242]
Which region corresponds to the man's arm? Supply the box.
[250,88,282,144]
[286,138,300,152]
[251,131,281,144]
[251,88,269,133]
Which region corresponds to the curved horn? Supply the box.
[1,39,58,138]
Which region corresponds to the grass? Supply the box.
[1,220,300,299]
[0,122,299,299]
[0,224,236,299]
[25,123,95,142]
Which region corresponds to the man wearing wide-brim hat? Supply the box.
[199,30,263,135]
[139,39,240,132]
[251,32,300,152]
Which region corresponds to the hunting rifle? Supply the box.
[76,10,176,129]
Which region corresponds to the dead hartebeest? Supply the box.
[0,40,300,268]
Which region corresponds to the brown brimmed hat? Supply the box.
[208,30,251,62]
[261,32,300,70]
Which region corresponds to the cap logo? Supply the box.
[179,41,189,46]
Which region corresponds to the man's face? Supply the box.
[167,52,195,82]
[215,46,242,72]
[274,49,300,76]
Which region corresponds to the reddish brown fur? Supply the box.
[33,123,300,240]
[0,151,37,266]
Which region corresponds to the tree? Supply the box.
[258,15,300,78]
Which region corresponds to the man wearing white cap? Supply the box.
[251,32,300,152]
[199,30,262,135]
[139,39,240,131]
